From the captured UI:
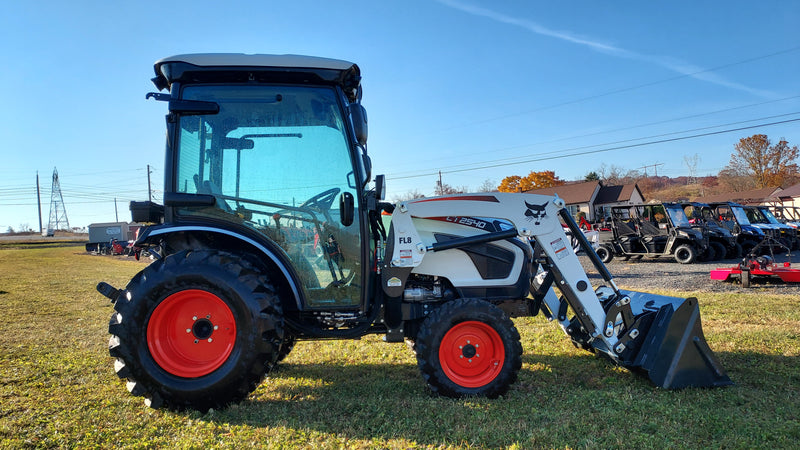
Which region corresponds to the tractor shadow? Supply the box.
[197,349,799,447]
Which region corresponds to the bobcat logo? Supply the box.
[524,201,548,225]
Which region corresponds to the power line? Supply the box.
[388,102,800,178]
[388,117,800,180]
[389,112,800,178]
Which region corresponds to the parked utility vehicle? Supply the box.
[97,54,731,411]
[595,203,707,264]
[744,205,798,250]
[682,202,740,259]
[708,202,767,256]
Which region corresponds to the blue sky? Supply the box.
[1,0,798,230]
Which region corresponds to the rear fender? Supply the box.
[135,224,303,310]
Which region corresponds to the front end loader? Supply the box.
[386,194,732,391]
[97,54,731,411]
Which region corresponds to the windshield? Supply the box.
[665,206,691,227]
[731,206,752,225]
[174,84,363,308]
[744,207,768,224]
[759,208,780,224]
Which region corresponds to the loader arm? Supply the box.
[387,193,619,352]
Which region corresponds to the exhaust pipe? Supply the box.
[604,291,733,389]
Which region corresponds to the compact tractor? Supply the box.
[97,54,731,411]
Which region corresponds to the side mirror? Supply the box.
[362,154,372,186]
[339,192,354,226]
[350,104,368,146]
[374,174,386,201]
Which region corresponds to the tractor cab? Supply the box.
[134,54,376,312]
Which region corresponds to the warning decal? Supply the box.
[550,237,568,260]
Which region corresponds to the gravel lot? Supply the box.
[580,251,800,295]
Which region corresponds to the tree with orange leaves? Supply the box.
[728,135,799,188]
[498,171,565,192]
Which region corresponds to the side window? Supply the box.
[175,85,363,308]
[176,118,211,194]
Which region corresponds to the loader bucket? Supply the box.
[611,291,733,389]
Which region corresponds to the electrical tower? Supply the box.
[47,167,70,232]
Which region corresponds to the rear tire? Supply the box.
[710,242,727,261]
[727,242,743,259]
[700,245,715,262]
[674,244,697,264]
[108,250,284,411]
[415,298,522,398]
[740,239,758,257]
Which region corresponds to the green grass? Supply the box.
[1,245,798,448]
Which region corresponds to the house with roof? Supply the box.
[694,186,782,205]
[773,183,800,208]
[524,181,645,222]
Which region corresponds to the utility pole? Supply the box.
[36,172,42,234]
[147,164,153,202]
[115,198,119,222]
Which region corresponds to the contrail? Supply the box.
[436,0,772,97]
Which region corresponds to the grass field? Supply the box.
[1,244,798,448]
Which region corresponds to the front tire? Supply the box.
[415,299,522,398]
[108,250,284,411]
[595,245,614,263]
[674,244,697,264]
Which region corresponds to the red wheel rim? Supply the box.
[439,321,505,388]
[147,289,236,378]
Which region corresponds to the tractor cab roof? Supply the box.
[153,53,362,101]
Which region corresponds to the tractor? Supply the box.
[97,54,731,411]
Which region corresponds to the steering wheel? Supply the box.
[299,188,341,217]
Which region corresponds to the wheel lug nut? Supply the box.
[192,316,197,321]
[208,338,213,343]
[214,326,219,330]
[186,329,191,333]
[194,339,199,344]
